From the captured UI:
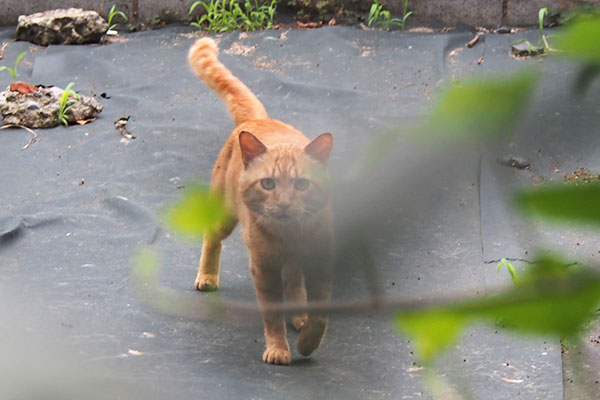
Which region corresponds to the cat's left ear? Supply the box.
[304,133,333,164]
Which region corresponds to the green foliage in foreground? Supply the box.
[189,0,277,33]
[554,14,600,65]
[397,255,600,362]
[427,70,538,141]
[166,184,229,238]
[515,183,600,226]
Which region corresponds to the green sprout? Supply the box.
[0,51,27,81]
[107,4,128,30]
[57,82,81,127]
[368,0,412,31]
[189,0,276,33]
[538,7,552,50]
[497,258,520,286]
[513,7,553,56]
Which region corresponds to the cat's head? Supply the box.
[238,131,333,228]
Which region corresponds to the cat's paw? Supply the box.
[292,313,308,331]
[195,274,219,291]
[262,346,291,365]
[297,318,327,357]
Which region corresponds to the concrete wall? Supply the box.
[375,0,599,27]
[0,0,598,27]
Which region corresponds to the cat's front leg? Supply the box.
[251,263,291,365]
[297,267,332,357]
[195,217,237,291]
[195,235,222,291]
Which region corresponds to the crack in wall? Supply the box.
[502,0,509,26]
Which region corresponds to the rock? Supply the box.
[0,85,103,128]
[497,155,530,170]
[16,8,108,45]
[511,41,544,57]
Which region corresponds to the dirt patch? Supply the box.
[563,168,600,185]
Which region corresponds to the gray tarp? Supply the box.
[1,25,598,399]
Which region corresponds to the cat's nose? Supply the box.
[278,203,291,212]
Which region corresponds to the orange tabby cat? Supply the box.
[188,37,333,365]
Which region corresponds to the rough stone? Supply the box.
[0,85,103,128]
[15,8,108,45]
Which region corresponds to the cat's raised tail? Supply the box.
[188,38,268,126]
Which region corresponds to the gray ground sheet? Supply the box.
[1,25,598,399]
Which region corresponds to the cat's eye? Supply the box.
[260,178,276,190]
[294,178,309,191]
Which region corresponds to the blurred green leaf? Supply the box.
[396,255,600,362]
[132,246,160,283]
[554,15,600,65]
[426,70,538,140]
[396,309,468,362]
[132,245,229,319]
[366,71,539,166]
[514,183,600,226]
[166,184,229,238]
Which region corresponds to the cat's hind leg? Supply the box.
[282,264,308,331]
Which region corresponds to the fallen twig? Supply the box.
[0,124,38,150]
[114,116,134,139]
[0,42,8,59]
[467,33,483,48]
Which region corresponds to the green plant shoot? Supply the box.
[368,0,410,30]
[57,82,80,127]
[107,5,128,30]
[538,7,551,50]
[0,51,27,81]
[189,0,276,33]
[497,258,520,286]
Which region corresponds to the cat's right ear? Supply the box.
[239,131,267,169]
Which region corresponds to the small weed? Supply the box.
[368,0,412,30]
[189,0,277,33]
[57,82,80,127]
[512,7,554,56]
[107,5,128,31]
[0,51,27,81]
[497,258,520,286]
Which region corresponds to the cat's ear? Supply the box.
[239,131,267,169]
[304,133,333,164]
